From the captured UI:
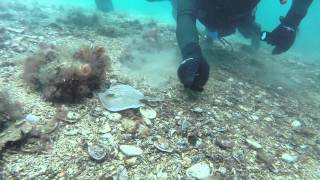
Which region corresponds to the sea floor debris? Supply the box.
[0,0,320,179]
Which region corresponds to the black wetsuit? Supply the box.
[177,0,313,55]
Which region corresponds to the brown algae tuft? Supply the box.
[23,45,111,102]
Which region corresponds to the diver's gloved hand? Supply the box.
[178,43,209,91]
[261,24,296,55]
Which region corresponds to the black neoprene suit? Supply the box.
[176,0,314,57]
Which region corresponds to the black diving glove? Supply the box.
[261,24,296,55]
[178,43,209,91]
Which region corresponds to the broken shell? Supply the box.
[119,145,143,156]
[154,137,174,153]
[140,107,157,119]
[88,144,107,161]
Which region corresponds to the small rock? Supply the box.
[25,114,40,123]
[108,113,122,121]
[291,120,302,128]
[119,145,143,156]
[281,153,298,163]
[88,144,107,161]
[186,162,211,179]
[192,107,203,113]
[256,151,274,169]
[246,139,263,149]
[140,107,157,119]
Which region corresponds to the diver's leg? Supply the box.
[238,15,261,49]
[95,0,114,13]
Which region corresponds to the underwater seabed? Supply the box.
[0,0,320,179]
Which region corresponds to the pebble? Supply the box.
[119,145,143,156]
[88,144,107,161]
[25,114,40,123]
[281,153,298,163]
[140,107,157,119]
[246,139,263,149]
[215,138,234,150]
[186,162,211,179]
[291,120,302,128]
[108,113,122,121]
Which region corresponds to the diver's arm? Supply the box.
[263,0,313,54]
[176,0,199,59]
[176,0,209,91]
[282,0,313,28]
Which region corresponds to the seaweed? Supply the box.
[0,90,23,132]
[61,10,101,28]
[23,45,111,103]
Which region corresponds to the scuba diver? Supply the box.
[176,0,313,91]
[95,0,114,12]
